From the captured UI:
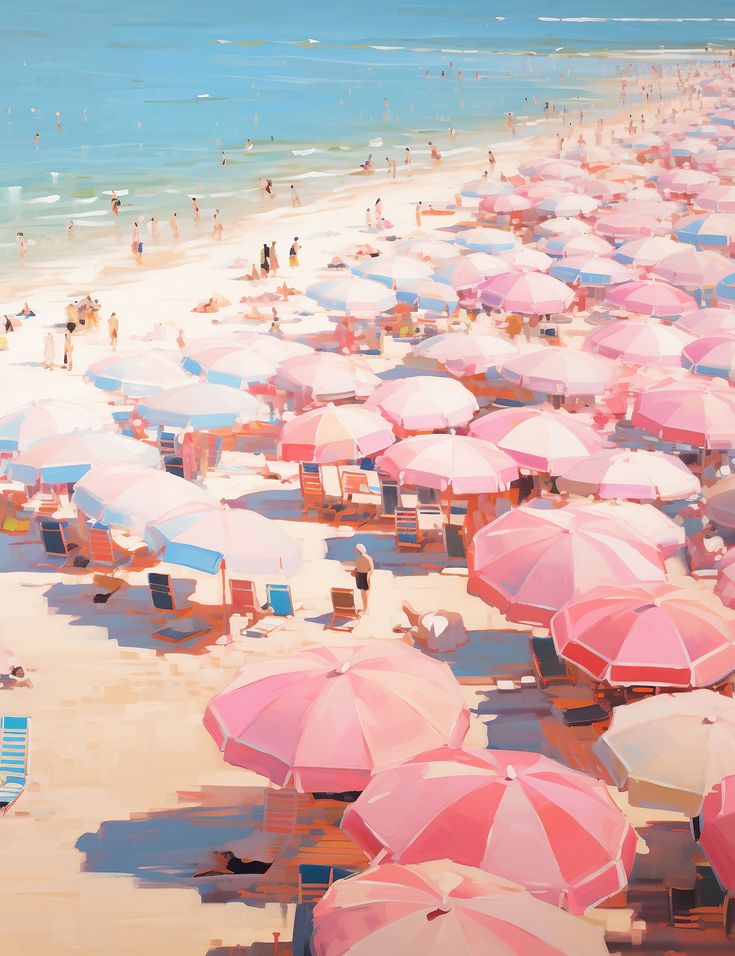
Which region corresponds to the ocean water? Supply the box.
[1,0,734,265]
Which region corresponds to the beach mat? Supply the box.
[153,616,212,644]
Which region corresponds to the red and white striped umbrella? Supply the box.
[278,403,395,463]
[583,320,694,366]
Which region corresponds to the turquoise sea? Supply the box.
[1,0,735,264]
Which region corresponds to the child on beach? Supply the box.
[289,237,300,267]
[108,313,119,350]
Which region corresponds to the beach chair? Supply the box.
[328,588,359,628]
[339,470,381,517]
[292,903,315,956]
[38,519,79,567]
[529,636,573,688]
[561,703,610,728]
[668,886,698,928]
[395,507,422,550]
[163,456,185,478]
[0,715,30,815]
[299,462,325,506]
[148,572,178,612]
[158,430,177,455]
[263,788,300,836]
[152,616,212,644]
[88,524,130,569]
[443,523,466,559]
[378,472,399,517]
[297,865,354,904]
[229,578,261,622]
[265,583,295,617]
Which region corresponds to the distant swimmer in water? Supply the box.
[170,211,179,238]
[213,209,223,241]
[33,132,39,147]
[15,232,26,261]
[221,150,227,166]
[150,216,158,240]
[360,153,375,173]
[428,141,442,162]
[67,220,74,240]
[55,111,62,133]
[265,179,275,200]
[405,147,412,166]
[245,138,254,152]
[191,197,201,224]
[290,184,302,207]
[385,156,397,179]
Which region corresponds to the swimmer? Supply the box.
[290,184,302,207]
[170,211,179,238]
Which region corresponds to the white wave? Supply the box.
[38,210,108,220]
[440,48,479,54]
[369,137,383,147]
[29,194,60,204]
[197,93,211,99]
[215,39,233,44]
[369,45,405,51]
[306,38,319,44]
[102,189,129,196]
[73,196,99,205]
[292,148,319,156]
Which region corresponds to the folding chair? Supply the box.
[263,787,300,835]
[328,588,359,628]
[529,636,573,688]
[297,865,354,904]
[266,583,295,617]
[443,523,466,558]
[163,456,185,478]
[148,572,177,612]
[88,524,130,569]
[0,715,30,815]
[395,507,422,550]
[300,462,327,508]
[38,519,79,567]
[158,430,177,455]
[229,578,261,622]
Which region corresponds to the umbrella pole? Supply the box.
[220,559,228,638]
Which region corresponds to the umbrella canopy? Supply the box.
[278,353,380,402]
[306,277,397,314]
[583,321,694,366]
[681,334,735,378]
[536,217,592,238]
[700,776,735,890]
[572,499,685,558]
[556,234,614,258]
[596,212,669,240]
[365,376,478,431]
[697,184,735,213]
[717,272,735,304]
[677,307,735,337]
[676,213,735,247]
[468,406,603,474]
[651,249,733,289]
[433,254,511,290]
[311,860,609,956]
[85,350,189,398]
[396,278,460,312]
[352,255,433,288]
[613,236,680,267]
[180,345,277,388]
[183,333,312,369]
[136,383,266,430]
[278,403,394,463]
[557,448,700,501]
[460,179,513,199]
[631,378,735,448]
[551,585,735,689]
[203,642,469,792]
[398,238,457,263]
[479,272,573,315]
[454,227,519,254]
[342,748,636,913]
[519,158,583,180]
[706,477,735,529]
[498,247,553,273]
[0,400,104,452]
[410,333,517,378]
[377,434,518,495]
[8,431,159,485]
[594,689,735,814]
[72,463,216,535]
[468,504,667,626]
[145,505,302,576]
[605,280,697,318]
[549,255,633,287]
[479,193,533,216]
[538,193,598,218]
[500,348,617,397]
[657,168,718,195]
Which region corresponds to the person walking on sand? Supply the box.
[212,209,223,241]
[353,543,374,613]
[260,243,270,277]
[415,201,422,227]
[15,232,26,261]
[149,216,159,240]
[405,146,412,166]
[191,197,201,224]
[131,221,140,255]
[108,312,119,350]
[265,179,275,200]
[385,156,397,179]
[170,211,179,239]
[176,328,186,351]
[42,331,55,370]
[269,240,279,276]
[290,184,302,207]
[67,220,74,240]
[375,197,383,224]
[63,330,73,371]
[429,141,442,162]
[289,236,301,267]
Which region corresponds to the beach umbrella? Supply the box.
[631,378,735,447]
[536,217,592,238]
[183,333,312,367]
[565,144,618,165]
[699,776,735,890]
[621,132,663,150]
[352,255,433,288]
[365,376,478,431]
[681,334,735,378]
[311,860,609,956]
[0,400,104,452]
[479,193,533,216]
[676,213,735,247]
[145,505,302,576]
[377,434,518,495]
[479,272,573,314]
[613,236,680,267]
[717,272,735,304]
[711,108,735,127]
[85,350,189,398]
[72,463,216,535]
[671,137,713,157]
[560,234,614,257]
[550,255,633,286]
[180,345,277,388]
[651,249,733,289]
[433,253,511,290]
[499,348,617,397]
[410,333,517,378]
[342,749,636,913]
[203,642,469,792]
[572,499,685,558]
[518,179,576,202]
[306,277,397,314]
[557,448,699,501]
[657,168,718,196]
[454,227,519,254]
[583,320,693,366]
[596,212,669,240]
[594,689,735,814]
[136,383,266,429]
[7,431,159,486]
[614,198,679,221]
[706,477,735,530]
[498,246,552,273]
[675,307,735,336]
[538,194,598,218]
[460,179,513,199]
[604,279,697,317]
[468,406,602,474]
[278,404,394,463]
[551,585,735,689]
[574,178,627,201]
[467,504,667,626]
[398,238,457,263]
[697,184,735,213]
[277,353,380,402]
[519,158,583,180]
[396,278,459,312]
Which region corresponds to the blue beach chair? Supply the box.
[0,715,30,814]
[39,519,79,567]
[266,583,294,617]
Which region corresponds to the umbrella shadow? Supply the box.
[426,629,534,681]
[324,531,466,576]
[225,489,303,521]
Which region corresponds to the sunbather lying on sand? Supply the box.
[194,850,272,877]
[192,297,219,314]
[395,601,468,652]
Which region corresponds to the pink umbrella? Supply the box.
[278,403,395,463]
[700,776,735,890]
[538,194,598,218]
[468,406,603,473]
[560,234,614,257]
[551,585,735,688]
[631,379,735,447]
[500,348,617,397]
[479,272,573,314]
[520,158,584,180]
[536,217,592,238]
[677,307,735,336]
[614,199,679,221]
[583,320,694,366]
[681,334,735,378]
[376,434,518,495]
[706,478,735,529]
[651,249,733,289]
[468,504,667,626]
[365,376,478,431]
[498,246,552,273]
[203,642,469,792]
[574,178,628,201]
[433,253,511,290]
[311,860,609,956]
[479,193,533,216]
[657,168,718,196]
[716,549,735,609]
[573,500,685,558]
[518,179,576,202]
[411,333,517,377]
[697,184,735,213]
[557,448,700,501]
[613,236,681,267]
[342,748,636,913]
[277,353,380,402]
[596,212,669,240]
[605,279,698,317]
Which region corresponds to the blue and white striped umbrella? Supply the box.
[181,346,277,389]
[7,431,159,486]
[352,256,433,288]
[550,256,633,287]
[0,400,103,452]
[306,277,397,314]
[396,279,460,312]
[455,227,519,254]
[716,272,735,303]
[137,383,266,430]
[676,214,735,248]
[460,179,513,199]
[85,350,188,398]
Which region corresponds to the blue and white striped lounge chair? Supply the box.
[0,715,30,814]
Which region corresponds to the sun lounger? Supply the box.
[529,636,573,688]
[0,715,30,814]
[38,519,79,567]
[668,886,698,928]
[152,615,212,644]
[561,703,610,728]
[88,524,130,569]
[163,456,185,478]
[297,864,355,903]
[266,583,295,617]
[443,523,466,558]
[263,787,300,835]
[157,430,177,455]
[229,579,261,622]
[148,572,178,612]
[395,507,422,549]
[328,587,359,628]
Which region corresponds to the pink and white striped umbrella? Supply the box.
[573,178,628,201]
[411,333,517,377]
[557,448,700,501]
[376,434,518,494]
[500,347,617,397]
[700,776,735,890]
[312,861,609,956]
[538,194,598,218]
[468,406,603,473]
[631,379,735,447]
[498,246,553,273]
[551,585,735,689]
[605,280,698,317]
[479,272,573,314]
[715,549,735,608]
[677,307,735,336]
[365,376,478,431]
[573,500,685,558]
[697,184,735,213]
[479,193,533,215]
[657,168,718,196]
[342,748,636,913]
[681,334,735,378]
[468,504,667,626]
[519,158,584,180]
[706,478,735,529]
[560,234,615,258]
[518,179,576,202]
[277,353,380,402]
[433,253,511,290]
[536,217,592,238]
[583,320,694,366]
[278,403,395,463]
[203,642,469,792]
[613,236,681,267]
[596,212,669,240]
[651,249,733,289]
